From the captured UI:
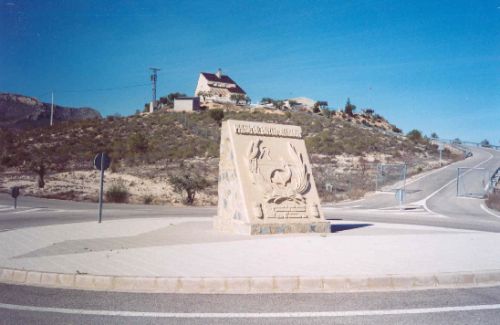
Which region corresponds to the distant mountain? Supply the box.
[0,93,102,129]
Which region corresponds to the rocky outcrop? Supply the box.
[0,93,102,128]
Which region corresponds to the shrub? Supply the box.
[486,192,500,211]
[105,179,129,203]
[142,194,154,205]
[168,166,210,205]
[406,129,423,143]
[344,98,356,116]
[127,133,148,155]
[321,109,332,118]
[481,139,491,147]
[391,125,402,133]
[209,109,224,126]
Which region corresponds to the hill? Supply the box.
[0,108,461,205]
[0,93,102,129]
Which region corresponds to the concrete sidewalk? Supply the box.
[1,217,500,293]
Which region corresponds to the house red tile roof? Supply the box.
[227,85,246,94]
[201,72,246,95]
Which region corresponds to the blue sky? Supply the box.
[1,0,499,143]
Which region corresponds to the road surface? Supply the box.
[1,145,500,325]
[1,283,500,324]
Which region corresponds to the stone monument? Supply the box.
[215,119,331,235]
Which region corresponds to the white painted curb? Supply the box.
[2,267,500,294]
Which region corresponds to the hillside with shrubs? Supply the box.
[0,108,460,205]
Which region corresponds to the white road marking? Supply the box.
[0,205,14,211]
[1,302,500,318]
[11,208,44,214]
[404,162,454,186]
[480,204,500,218]
[417,150,494,218]
[323,205,362,210]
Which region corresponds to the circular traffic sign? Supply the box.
[94,153,111,171]
[10,186,20,199]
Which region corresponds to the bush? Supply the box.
[168,166,210,205]
[142,194,154,205]
[486,192,500,211]
[321,109,332,118]
[481,139,491,147]
[406,129,423,143]
[209,109,224,126]
[127,133,148,155]
[344,98,356,116]
[105,179,129,203]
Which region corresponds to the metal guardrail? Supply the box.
[431,140,472,159]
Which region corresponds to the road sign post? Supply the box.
[94,153,111,223]
[395,188,405,211]
[10,186,19,209]
[438,143,445,166]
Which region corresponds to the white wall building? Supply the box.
[195,69,247,104]
[173,97,201,112]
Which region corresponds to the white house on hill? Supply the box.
[195,69,247,104]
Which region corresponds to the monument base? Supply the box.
[214,218,331,235]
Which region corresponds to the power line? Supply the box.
[56,83,150,93]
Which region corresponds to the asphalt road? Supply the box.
[0,195,214,230]
[2,147,499,232]
[1,283,500,324]
[1,146,500,324]
[330,146,500,232]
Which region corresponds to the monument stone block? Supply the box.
[215,119,330,235]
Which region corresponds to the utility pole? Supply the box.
[50,91,54,127]
[150,67,160,111]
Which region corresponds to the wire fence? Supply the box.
[456,167,491,198]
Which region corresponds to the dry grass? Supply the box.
[0,110,452,204]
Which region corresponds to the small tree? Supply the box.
[230,93,245,104]
[272,100,285,110]
[29,159,46,188]
[196,91,208,101]
[344,98,356,116]
[407,129,423,143]
[209,109,224,126]
[430,132,439,139]
[261,97,273,104]
[160,92,187,108]
[481,139,491,147]
[288,100,298,108]
[168,167,210,205]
